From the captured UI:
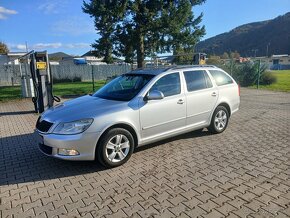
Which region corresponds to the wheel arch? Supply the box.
[97,123,139,151]
[217,102,231,117]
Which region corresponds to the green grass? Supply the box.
[257,70,290,92]
[53,81,105,97]
[0,85,22,102]
[0,80,105,102]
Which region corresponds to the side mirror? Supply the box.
[145,90,164,101]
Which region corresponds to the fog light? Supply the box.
[58,148,79,156]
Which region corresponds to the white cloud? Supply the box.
[38,0,68,15]
[33,43,62,49]
[0,6,17,19]
[15,44,27,50]
[64,43,91,49]
[8,42,91,51]
[51,16,95,36]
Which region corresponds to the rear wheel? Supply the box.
[97,128,134,168]
[208,106,229,134]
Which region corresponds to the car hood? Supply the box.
[41,95,128,123]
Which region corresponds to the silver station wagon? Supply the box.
[36,65,240,167]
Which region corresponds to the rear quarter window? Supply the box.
[209,70,233,86]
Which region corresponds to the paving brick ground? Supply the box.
[0,88,289,218]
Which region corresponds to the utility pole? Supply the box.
[266,43,270,57]
[25,42,28,52]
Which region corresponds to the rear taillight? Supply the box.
[238,84,240,96]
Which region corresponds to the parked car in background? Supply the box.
[36,65,240,167]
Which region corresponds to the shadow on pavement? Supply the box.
[135,129,210,153]
[0,129,210,186]
[0,110,35,116]
[0,132,106,186]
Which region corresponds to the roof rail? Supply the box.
[166,65,218,71]
[131,66,172,72]
[130,65,218,73]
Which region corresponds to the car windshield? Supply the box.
[93,74,154,101]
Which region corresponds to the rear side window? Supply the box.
[183,70,212,92]
[209,70,233,86]
[150,73,181,97]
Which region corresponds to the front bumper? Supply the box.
[36,130,101,161]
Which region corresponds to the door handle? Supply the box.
[211,92,217,97]
[177,99,184,104]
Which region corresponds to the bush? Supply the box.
[238,62,258,87]
[224,61,267,87]
[260,72,277,85]
[53,77,82,83]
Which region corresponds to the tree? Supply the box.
[206,55,221,65]
[221,52,229,59]
[0,42,9,54]
[83,0,206,67]
[230,51,240,59]
[163,1,205,65]
[82,0,128,64]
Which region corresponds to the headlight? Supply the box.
[53,119,93,135]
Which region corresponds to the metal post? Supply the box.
[266,42,270,57]
[91,65,95,92]
[257,59,261,89]
[230,58,233,76]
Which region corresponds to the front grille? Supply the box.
[36,117,54,132]
[39,143,53,155]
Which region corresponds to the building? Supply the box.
[0,52,27,65]
[269,54,290,70]
[81,51,106,65]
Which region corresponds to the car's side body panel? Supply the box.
[139,72,187,142]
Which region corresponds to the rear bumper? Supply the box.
[36,130,101,161]
[231,97,240,116]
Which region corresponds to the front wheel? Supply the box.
[208,106,229,134]
[97,128,134,168]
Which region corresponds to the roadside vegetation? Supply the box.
[217,60,290,92]
[253,70,290,92]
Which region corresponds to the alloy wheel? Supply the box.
[214,110,227,131]
[105,134,130,163]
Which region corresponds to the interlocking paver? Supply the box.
[202,209,225,218]
[168,203,190,216]
[216,203,237,216]
[0,88,289,217]
[122,203,144,217]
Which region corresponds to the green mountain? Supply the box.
[196,12,290,57]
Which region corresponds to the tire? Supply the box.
[97,128,134,168]
[208,106,229,134]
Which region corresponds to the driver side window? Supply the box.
[150,73,181,97]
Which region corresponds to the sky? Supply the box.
[0,0,290,56]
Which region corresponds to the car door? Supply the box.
[140,72,186,140]
[183,70,218,127]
